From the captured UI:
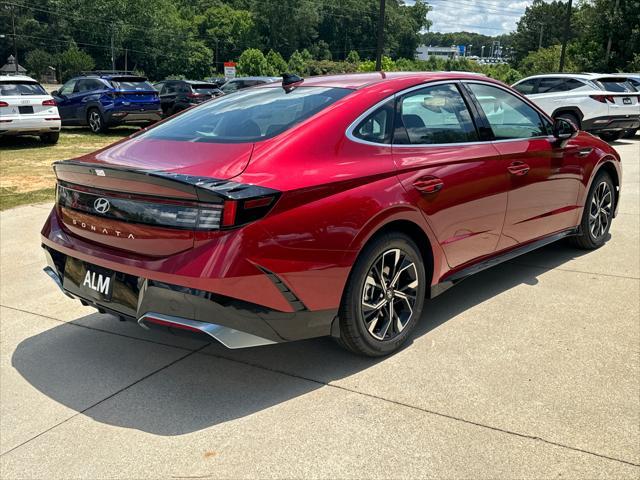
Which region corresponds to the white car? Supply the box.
[0,75,61,144]
[512,73,640,141]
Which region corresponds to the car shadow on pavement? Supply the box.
[11,239,596,436]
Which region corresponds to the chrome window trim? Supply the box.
[345,79,553,148]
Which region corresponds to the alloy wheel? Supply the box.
[89,111,102,132]
[361,248,418,341]
[589,181,612,240]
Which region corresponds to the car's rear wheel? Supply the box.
[556,112,580,129]
[570,171,615,250]
[598,131,623,142]
[338,233,426,357]
[87,108,106,133]
[39,132,59,144]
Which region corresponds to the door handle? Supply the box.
[507,161,530,176]
[413,176,444,193]
[576,147,593,158]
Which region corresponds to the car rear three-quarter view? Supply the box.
[41,72,622,356]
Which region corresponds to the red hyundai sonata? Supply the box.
[41,72,621,356]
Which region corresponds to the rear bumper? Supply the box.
[0,117,61,135]
[583,115,640,132]
[41,208,338,348]
[105,110,162,126]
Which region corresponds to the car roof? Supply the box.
[229,76,280,82]
[259,71,489,90]
[0,75,39,83]
[516,73,635,82]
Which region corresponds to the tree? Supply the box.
[238,48,269,76]
[265,50,288,75]
[25,49,53,81]
[511,0,573,63]
[287,50,310,76]
[57,43,94,82]
[346,50,360,64]
[519,45,578,76]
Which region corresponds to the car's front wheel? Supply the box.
[571,171,615,250]
[338,232,426,357]
[87,108,106,133]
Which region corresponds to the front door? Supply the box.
[464,82,582,249]
[392,82,509,269]
[54,80,77,124]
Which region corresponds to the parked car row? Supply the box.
[0,72,280,143]
[1,71,638,145]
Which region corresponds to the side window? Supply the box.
[162,83,177,95]
[59,80,76,96]
[538,77,566,93]
[563,79,586,91]
[513,79,537,95]
[352,100,394,144]
[74,79,89,93]
[396,83,478,145]
[467,83,547,140]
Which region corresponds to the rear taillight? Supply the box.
[57,184,224,230]
[42,99,56,106]
[221,195,279,228]
[0,101,8,107]
[590,95,615,104]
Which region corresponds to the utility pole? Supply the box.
[9,5,18,73]
[558,0,572,72]
[605,0,620,63]
[538,23,544,49]
[124,48,128,72]
[110,26,115,71]
[375,0,386,71]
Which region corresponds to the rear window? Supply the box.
[595,78,636,92]
[0,81,47,96]
[143,86,352,143]
[110,77,154,91]
[191,84,218,93]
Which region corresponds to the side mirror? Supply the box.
[553,117,578,142]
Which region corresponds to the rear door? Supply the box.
[464,81,582,248]
[392,82,508,269]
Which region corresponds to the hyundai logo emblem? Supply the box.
[93,197,111,214]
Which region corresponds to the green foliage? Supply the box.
[309,41,332,61]
[626,53,640,72]
[57,42,94,82]
[511,0,571,62]
[346,50,360,64]
[25,49,53,80]
[287,50,310,76]
[519,45,578,76]
[265,50,288,75]
[238,48,269,76]
[358,56,395,72]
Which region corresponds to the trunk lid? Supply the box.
[54,137,255,255]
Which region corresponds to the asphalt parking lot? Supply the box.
[1,138,638,479]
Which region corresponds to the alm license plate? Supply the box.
[79,263,115,300]
[623,97,632,104]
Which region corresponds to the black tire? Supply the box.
[622,128,637,139]
[337,232,426,357]
[598,131,624,142]
[87,108,107,133]
[570,171,615,250]
[556,112,580,129]
[39,132,59,144]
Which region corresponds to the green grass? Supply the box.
[0,127,136,211]
[0,186,57,211]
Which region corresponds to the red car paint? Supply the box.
[42,72,622,341]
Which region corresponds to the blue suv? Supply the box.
[52,72,162,133]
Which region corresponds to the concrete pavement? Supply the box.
[1,138,638,479]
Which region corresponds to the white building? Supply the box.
[416,46,460,60]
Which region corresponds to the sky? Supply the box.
[410,0,540,35]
